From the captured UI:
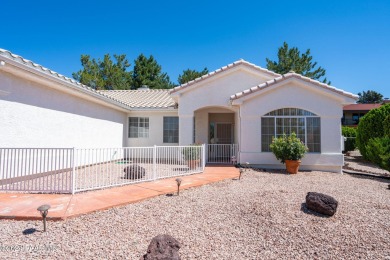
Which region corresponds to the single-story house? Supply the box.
[0,49,358,173]
[342,103,382,126]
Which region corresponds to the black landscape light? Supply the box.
[37,204,51,232]
[175,178,182,196]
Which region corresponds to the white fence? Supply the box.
[207,144,239,164]
[0,145,205,194]
[0,148,74,193]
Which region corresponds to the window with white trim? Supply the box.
[261,108,321,152]
[128,117,149,138]
[163,117,179,143]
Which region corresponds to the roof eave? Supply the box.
[170,59,281,94]
[0,56,134,112]
[231,74,358,104]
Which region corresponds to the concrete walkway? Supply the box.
[0,166,239,221]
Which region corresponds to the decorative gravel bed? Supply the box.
[1,170,390,259]
[344,150,390,177]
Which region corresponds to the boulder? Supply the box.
[124,165,146,179]
[141,234,181,260]
[305,192,338,216]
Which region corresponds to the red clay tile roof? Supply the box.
[343,104,382,111]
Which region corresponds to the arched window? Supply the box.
[261,108,321,152]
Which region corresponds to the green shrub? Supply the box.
[365,137,390,171]
[342,126,357,152]
[270,132,308,164]
[384,115,390,137]
[356,103,390,159]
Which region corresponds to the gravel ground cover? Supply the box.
[344,150,390,177]
[1,169,390,259]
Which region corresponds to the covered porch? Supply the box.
[193,106,239,164]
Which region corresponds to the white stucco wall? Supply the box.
[175,66,274,145]
[0,71,127,148]
[237,79,348,173]
[126,110,179,147]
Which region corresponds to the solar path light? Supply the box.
[239,162,250,180]
[37,204,51,232]
[231,156,237,166]
[175,178,182,196]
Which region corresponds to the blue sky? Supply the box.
[2,0,390,98]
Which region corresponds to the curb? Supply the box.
[342,169,390,180]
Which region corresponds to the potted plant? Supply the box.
[182,144,201,169]
[270,132,308,174]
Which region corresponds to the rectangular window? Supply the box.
[261,117,275,152]
[163,117,179,143]
[128,117,149,138]
[352,113,359,124]
[306,117,321,152]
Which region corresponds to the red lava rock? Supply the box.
[306,192,338,216]
[141,234,181,260]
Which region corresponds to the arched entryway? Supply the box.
[194,106,239,164]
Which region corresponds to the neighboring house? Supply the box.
[342,104,382,126]
[0,49,357,173]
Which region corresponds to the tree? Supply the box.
[72,54,132,90]
[357,90,383,104]
[178,68,209,85]
[132,54,174,89]
[266,42,330,84]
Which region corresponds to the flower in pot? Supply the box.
[182,144,201,169]
[270,132,308,174]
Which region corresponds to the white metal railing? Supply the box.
[0,145,205,194]
[207,144,238,164]
[0,148,74,193]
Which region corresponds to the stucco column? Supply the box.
[179,114,194,145]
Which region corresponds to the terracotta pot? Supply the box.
[187,159,200,170]
[285,160,301,174]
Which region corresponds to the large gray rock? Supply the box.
[141,234,181,260]
[124,165,146,179]
[306,192,338,216]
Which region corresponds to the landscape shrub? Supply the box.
[341,126,357,152]
[270,132,308,163]
[365,137,390,171]
[384,114,390,137]
[356,103,390,159]
[356,103,390,171]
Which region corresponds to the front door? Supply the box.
[208,122,233,163]
[215,123,233,144]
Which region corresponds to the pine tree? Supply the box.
[72,54,132,90]
[132,54,174,89]
[178,68,209,85]
[266,42,330,84]
[357,90,384,104]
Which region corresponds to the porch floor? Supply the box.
[0,165,239,221]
